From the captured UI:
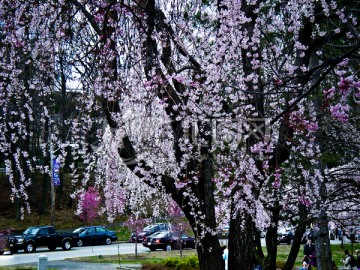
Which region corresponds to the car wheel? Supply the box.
[48,245,56,251]
[62,240,72,250]
[165,244,172,251]
[105,237,112,245]
[77,240,83,247]
[24,242,35,253]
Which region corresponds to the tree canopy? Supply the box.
[0,0,359,269]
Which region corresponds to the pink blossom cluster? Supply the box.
[124,216,149,234]
[329,104,350,123]
[272,167,282,189]
[289,110,318,134]
[76,187,102,224]
[323,61,360,122]
[298,194,312,207]
[167,199,184,218]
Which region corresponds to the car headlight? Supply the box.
[17,238,25,243]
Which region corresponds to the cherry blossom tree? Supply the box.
[123,216,149,258]
[76,186,102,224]
[0,1,359,270]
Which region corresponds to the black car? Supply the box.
[8,226,79,253]
[277,228,294,245]
[131,223,171,242]
[218,225,230,239]
[73,226,118,247]
[143,231,196,251]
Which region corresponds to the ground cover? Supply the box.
[0,243,358,270]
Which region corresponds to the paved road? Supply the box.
[12,260,142,270]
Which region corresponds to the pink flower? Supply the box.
[329,103,349,123]
[272,180,281,189]
[323,87,335,99]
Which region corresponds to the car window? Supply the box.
[155,232,168,237]
[23,228,39,235]
[88,227,95,234]
[144,225,156,231]
[73,227,86,233]
[96,227,106,233]
[38,228,48,235]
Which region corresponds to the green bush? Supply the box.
[164,257,181,267]
[162,255,199,270]
[186,256,199,268]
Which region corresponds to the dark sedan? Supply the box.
[131,223,171,242]
[277,228,294,245]
[73,226,118,247]
[143,231,196,251]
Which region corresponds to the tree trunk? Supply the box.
[196,234,224,270]
[229,212,257,270]
[283,202,308,270]
[263,201,280,270]
[176,156,225,270]
[314,210,333,269]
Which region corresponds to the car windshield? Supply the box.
[143,225,157,231]
[154,232,168,238]
[73,227,87,233]
[23,228,39,235]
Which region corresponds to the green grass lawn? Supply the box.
[68,242,360,269]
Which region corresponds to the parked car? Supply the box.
[143,230,196,251]
[73,226,118,246]
[219,225,230,239]
[348,227,360,243]
[277,227,294,245]
[172,231,196,250]
[355,229,360,242]
[131,223,171,242]
[8,226,79,253]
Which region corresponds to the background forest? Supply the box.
[1,0,360,270]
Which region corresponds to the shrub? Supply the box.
[165,256,199,270]
[164,257,181,267]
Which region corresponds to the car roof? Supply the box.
[27,226,53,229]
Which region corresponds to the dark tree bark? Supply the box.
[314,211,333,270]
[283,203,308,270]
[263,201,280,270]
